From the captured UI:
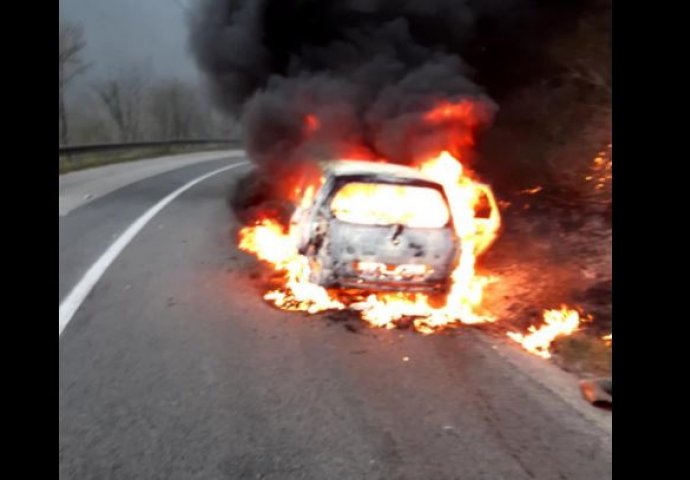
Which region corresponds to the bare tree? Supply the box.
[94,67,149,142]
[59,21,90,145]
[147,79,243,140]
[149,80,199,139]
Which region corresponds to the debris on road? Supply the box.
[579,378,612,408]
[344,323,360,333]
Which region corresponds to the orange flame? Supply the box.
[585,146,612,190]
[238,218,344,314]
[506,306,582,359]
[424,100,482,127]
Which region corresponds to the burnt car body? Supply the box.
[292,160,460,293]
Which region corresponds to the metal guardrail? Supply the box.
[59,139,242,156]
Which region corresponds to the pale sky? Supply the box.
[60,0,200,89]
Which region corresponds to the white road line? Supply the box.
[59,161,250,337]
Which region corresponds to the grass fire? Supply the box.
[507,306,584,359]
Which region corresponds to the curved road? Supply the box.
[59,152,612,479]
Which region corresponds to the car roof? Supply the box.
[320,160,439,185]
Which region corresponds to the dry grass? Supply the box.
[552,333,611,376]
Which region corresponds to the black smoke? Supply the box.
[189,0,592,180]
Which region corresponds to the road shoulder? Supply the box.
[59,149,245,215]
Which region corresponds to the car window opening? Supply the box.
[330,181,450,228]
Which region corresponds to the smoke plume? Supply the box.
[189,0,532,175]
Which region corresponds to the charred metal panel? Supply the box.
[314,220,458,291]
[302,169,460,293]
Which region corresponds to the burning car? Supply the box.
[290,160,460,293]
[239,150,502,329]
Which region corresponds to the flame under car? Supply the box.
[292,161,461,293]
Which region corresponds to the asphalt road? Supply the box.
[59,153,612,479]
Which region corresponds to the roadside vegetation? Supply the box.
[476,0,611,376]
[58,143,235,175]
